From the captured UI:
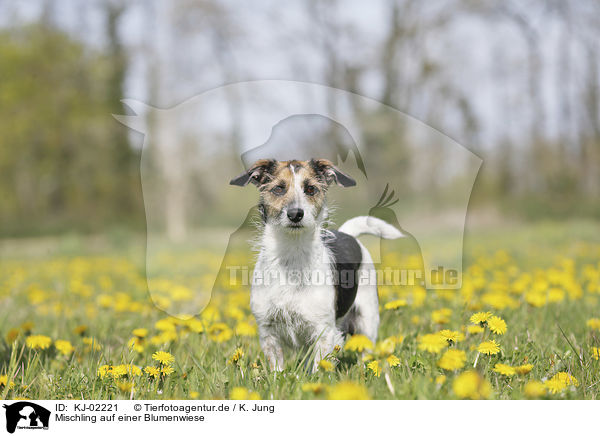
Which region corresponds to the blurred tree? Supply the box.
[0,23,142,236]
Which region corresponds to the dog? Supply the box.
[230,158,402,371]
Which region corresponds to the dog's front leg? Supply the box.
[259,331,284,371]
[312,326,342,372]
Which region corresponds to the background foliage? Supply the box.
[1,1,600,236]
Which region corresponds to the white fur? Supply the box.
[251,223,341,371]
[251,210,401,372]
[339,215,404,239]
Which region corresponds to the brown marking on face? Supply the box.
[258,160,329,221]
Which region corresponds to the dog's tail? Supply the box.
[339,216,403,239]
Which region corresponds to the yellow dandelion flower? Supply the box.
[225,306,245,321]
[54,340,74,356]
[110,364,142,378]
[493,363,515,376]
[586,318,600,330]
[144,366,160,378]
[467,325,484,334]
[208,323,233,342]
[524,380,546,398]
[344,334,374,353]
[438,329,465,344]
[152,351,175,365]
[327,381,370,400]
[116,381,134,393]
[155,318,177,332]
[375,337,396,356]
[109,365,127,378]
[525,292,547,308]
[190,391,200,399]
[386,354,401,367]
[21,321,34,333]
[435,374,446,385]
[150,330,178,345]
[228,348,244,365]
[318,359,335,372]
[161,365,175,376]
[437,349,467,371]
[97,365,111,378]
[235,321,257,337]
[230,387,260,400]
[375,336,404,358]
[384,299,407,310]
[544,372,578,394]
[25,335,52,350]
[25,287,48,305]
[127,337,145,353]
[470,312,492,325]
[514,364,534,375]
[477,340,500,355]
[0,375,15,389]
[487,316,507,335]
[127,364,142,376]
[109,364,142,377]
[432,308,452,324]
[591,347,600,360]
[73,325,88,336]
[547,287,565,303]
[544,378,567,394]
[302,383,326,394]
[552,372,578,386]
[200,305,221,323]
[418,333,448,354]
[453,370,492,399]
[185,318,204,333]
[132,328,148,338]
[6,328,19,344]
[367,360,381,377]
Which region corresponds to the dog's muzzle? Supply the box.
[287,208,304,223]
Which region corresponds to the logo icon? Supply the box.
[2,402,50,433]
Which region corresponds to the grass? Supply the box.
[1,219,600,400]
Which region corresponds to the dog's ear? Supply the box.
[230,159,277,187]
[309,159,356,187]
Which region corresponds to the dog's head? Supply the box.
[230,159,355,232]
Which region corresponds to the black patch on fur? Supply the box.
[309,159,356,187]
[257,201,267,223]
[258,159,277,183]
[322,229,362,319]
[309,159,328,184]
[230,159,277,186]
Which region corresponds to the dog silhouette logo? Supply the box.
[2,402,50,433]
[115,80,482,317]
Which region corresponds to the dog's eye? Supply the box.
[271,185,286,196]
[304,185,317,196]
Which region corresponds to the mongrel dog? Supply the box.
[230,159,402,371]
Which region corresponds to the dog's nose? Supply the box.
[287,208,304,223]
